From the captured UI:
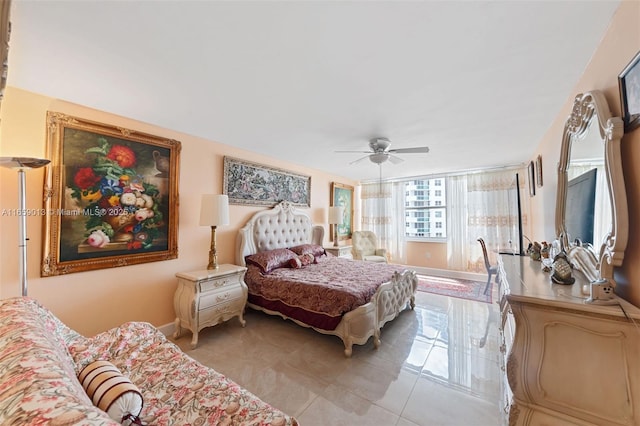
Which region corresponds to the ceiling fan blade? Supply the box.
[388,146,430,154]
[349,155,371,165]
[388,154,404,164]
[335,150,373,154]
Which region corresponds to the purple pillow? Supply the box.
[289,253,315,269]
[246,248,297,273]
[289,244,326,258]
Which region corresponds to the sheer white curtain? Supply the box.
[447,175,469,270]
[360,181,407,264]
[448,168,529,272]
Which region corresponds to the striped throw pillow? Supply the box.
[78,360,143,424]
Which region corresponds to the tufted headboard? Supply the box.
[236,201,325,266]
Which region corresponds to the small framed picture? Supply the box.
[618,50,640,132]
[536,155,543,187]
[528,161,536,197]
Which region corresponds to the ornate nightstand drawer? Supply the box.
[199,285,245,309]
[199,275,238,293]
[200,298,246,321]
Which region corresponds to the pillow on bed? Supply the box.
[78,360,143,424]
[289,244,326,258]
[246,248,298,273]
[289,253,315,269]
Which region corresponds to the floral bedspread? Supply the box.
[246,255,408,318]
[0,297,297,426]
[70,322,297,426]
[0,297,120,425]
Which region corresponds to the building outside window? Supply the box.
[405,178,447,239]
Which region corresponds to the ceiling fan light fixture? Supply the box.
[369,152,389,164]
[369,137,391,152]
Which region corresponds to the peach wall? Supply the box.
[0,87,357,335]
[405,241,448,269]
[528,0,640,305]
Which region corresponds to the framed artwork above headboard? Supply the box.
[223,156,311,207]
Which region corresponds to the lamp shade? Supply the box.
[328,206,344,225]
[0,156,50,169]
[199,194,229,226]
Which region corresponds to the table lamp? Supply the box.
[199,194,229,270]
[328,205,344,247]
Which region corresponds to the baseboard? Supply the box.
[408,266,486,282]
[157,322,175,337]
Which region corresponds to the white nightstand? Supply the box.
[324,245,353,259]
[173,264,248,348]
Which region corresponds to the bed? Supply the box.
[235,201,417,356]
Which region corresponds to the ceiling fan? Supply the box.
[336,137,430,165]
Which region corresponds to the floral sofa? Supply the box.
[0,297,297,425]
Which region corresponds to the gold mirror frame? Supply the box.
[555,90,627,284]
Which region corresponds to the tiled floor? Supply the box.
[174,289,501,426]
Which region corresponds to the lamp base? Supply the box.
[207,225,219,270]
[207,258,219,270]
[333,229,339,247]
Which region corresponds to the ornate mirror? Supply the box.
[555,90,628,285]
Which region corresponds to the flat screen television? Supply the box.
[565,168,597,246]
[499,172,525,255]
[516,172,524,255]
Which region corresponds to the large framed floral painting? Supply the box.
[330,182,354,241]
[41,112,181,276]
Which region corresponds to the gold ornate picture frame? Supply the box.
[42,112,181,276]
[536,155,543,187]
[330,182,354,241]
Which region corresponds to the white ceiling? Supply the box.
[7,1,620,182]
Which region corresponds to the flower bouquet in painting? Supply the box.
[68,138,165,254]
[59,131,171,261]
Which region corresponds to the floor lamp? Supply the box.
[0,157,50,296]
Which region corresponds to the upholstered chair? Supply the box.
[352,231,387,263]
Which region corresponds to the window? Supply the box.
[404,177,447,239]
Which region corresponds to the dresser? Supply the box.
[498,254,640,426]
[324,244,353,259]
[173,264,248,348]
